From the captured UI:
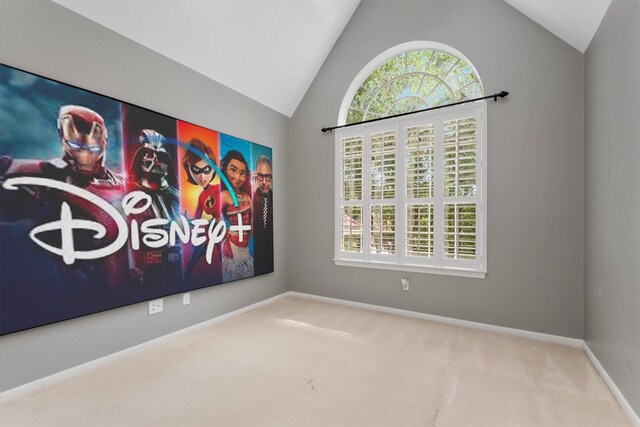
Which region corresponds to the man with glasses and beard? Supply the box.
[252,155,274,275]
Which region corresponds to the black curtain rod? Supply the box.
[321,90,509,133]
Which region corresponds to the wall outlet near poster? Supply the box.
[401,278,409,291]
[183,293,191,306]
[149,299,163,315]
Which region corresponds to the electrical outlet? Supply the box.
[401,278,409,291]
[149,298,163,315]
[183,293,190,306]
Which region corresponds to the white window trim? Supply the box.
[333,259,487,279]
[334,101,487,278]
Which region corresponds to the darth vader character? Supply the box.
[129,129,180,215]
[127,129,181,289]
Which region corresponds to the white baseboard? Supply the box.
[582,342,640,427]
[287,291,582,347]
[0,291,289,405]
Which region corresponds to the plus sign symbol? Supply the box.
[229,213,251,242]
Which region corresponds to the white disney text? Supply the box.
[1,177,247,265]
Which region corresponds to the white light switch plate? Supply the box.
[183,293,190,306]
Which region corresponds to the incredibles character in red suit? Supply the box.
[182,138,221,282]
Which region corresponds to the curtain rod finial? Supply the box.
[494,91,509,102]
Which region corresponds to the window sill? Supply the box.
[333,259,487,279]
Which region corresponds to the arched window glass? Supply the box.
[346,49,483,124]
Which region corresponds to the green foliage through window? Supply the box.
[347,49,483,125]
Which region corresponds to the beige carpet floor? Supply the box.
[0,296,631,426]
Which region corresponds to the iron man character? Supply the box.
[0,105,121,187]
[126,129,181,288]
[0,105,127,290]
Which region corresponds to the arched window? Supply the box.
[335,42,487,278]
[341,41,483,125]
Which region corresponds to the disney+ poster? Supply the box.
[0,64,274,336]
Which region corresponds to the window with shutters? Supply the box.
[334,42,486,278]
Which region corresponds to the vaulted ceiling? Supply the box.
[52,0,611,117]
[503,0,611,53]
[52,0,360,117]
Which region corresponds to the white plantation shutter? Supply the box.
[371,205,395,254]
[338,134,364,259]
[406,204,434,257]
[444,117,477,197]
[444,203,476,259]
[341,206,363,253]
[370,130,396,199]
[438,108,482,270]
[341,135,363,201]
[406,124,435,199]
[335,102,486,277]
[404,123,436,261]
[369,128,397,258]
[442,116,478,263]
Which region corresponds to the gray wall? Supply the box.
[290,0,584,338]
[584,0,640,415]
[0,0,289,393]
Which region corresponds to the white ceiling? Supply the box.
[53,0,610,117]
[52,0,360,117]
[503,0,611,53]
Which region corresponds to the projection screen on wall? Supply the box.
[0,63,274,336]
